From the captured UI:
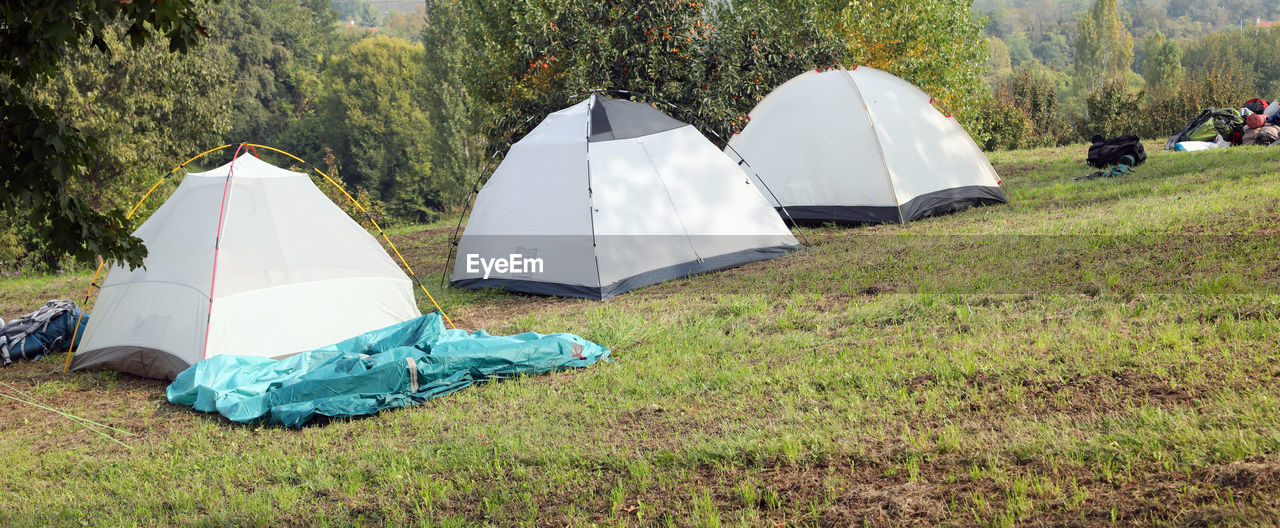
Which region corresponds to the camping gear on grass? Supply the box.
[72,154,421,380]
[1244,99,1268,115]
[1243,124,1280,146]
[725,65,1006,225]
[1075,163,1135,181]
[1167,109,1230,149]
[1087,135,1147,168]
[167,312,609,427]
[1,300,87,365]
[1213,109,1245,144]
[449,93,799,300]
[1172,141,1221,152]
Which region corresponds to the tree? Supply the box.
[702,0,843,137]
[1141,31,1184,101]
[318,37,438,221]
[421,0,484,205]
[332,0,380,27]
[11,26,235,269]
[986,37,1013,80]
[457,0,840,148]
[1,0,216,270]
[1183,26,1280,97]
[1073,0,1134,93]
[31,27,236,216]
[815,0,992,135]
[204,0,336,144]
[384,6,426,42]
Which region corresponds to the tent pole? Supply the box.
[63,144,235,372]
[442,150,501,289]
[441,113,542,289]
[247,144,458,330]
[200,143,246,360]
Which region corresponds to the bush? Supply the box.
[971,97,1032,150]
[970,68,1074,150]
[1141,63,1256,141]
[1077,81,1145,140]
[0,213,84,276]
[995,69,1073,147]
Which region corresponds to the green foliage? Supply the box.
[1183,26,1280,98]
[382,6,425,42]
[454,0,841,152]
[421,0,485,204]
[30,26,235,217]
[1078,81,1144,139]
[703,1,843,137]
[973,97,1032,151]
[310,147,392,231]
[1,0,217,272]
[464,0,721,141]
[332,0,381,27]
[1073,0,1134,94]
[2,24,236,271]
[986,36,1013,81]
[987,68,1072,148]
[976,0,1280,43]
[1141,32,1184,101]
[318,36,440,221]
[205,0,336,143]
[818,0,991,131]
[1142,64,1256,141]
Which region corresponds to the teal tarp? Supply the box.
[166,313,609,427]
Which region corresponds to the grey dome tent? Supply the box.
[450,94,800,300]
[727,66,1007,225]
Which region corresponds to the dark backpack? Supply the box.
[1087,135,1147,169]
[1244,99,1268,115]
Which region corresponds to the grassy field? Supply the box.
[2,142,1279,527]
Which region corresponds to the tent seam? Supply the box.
[638,140,702,263]
[585,95,604,297]
[840,67,906,224]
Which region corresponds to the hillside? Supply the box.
[1,142,1278,526]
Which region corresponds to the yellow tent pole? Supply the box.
[247,144,457,330]
[63,144,235,372]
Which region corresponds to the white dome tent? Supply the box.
[71,153,422,380]
[726,66,1007,225]
[450,93,800,300]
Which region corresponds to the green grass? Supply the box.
[2,141,1279,526]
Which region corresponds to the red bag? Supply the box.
[1247,113,1267,129]
[1245,99,1269,115]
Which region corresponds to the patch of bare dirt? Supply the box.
[820,481,946,527]
[0,358,181,450]
[1205,457,1280,489]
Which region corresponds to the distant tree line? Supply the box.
[977,0,1280,149]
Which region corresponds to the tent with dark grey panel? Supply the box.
[727,66,1007,225]
[450,93,799,300]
